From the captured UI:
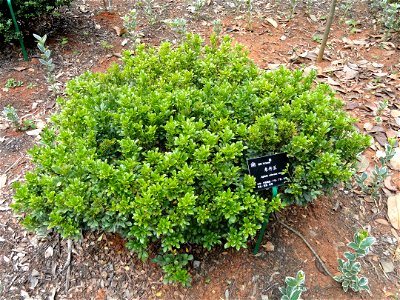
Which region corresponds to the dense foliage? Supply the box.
[12,34,369,285]
[0,0,72,43]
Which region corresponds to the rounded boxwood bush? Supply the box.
[12,34,369,285]
[1,0,72,43]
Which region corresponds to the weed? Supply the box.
[144,0,157,25]
[121,9,141,47]
[312,34,322,43]
[122,9,138,33]
[2,105,19,128]
[33,34,56,84]
[340,0,355,18]
[355,138,396,200]
[305,0,314,15]
[27,83,36,89]
[213,19,222,36]
[279,270,307,300]
[374,115,383,124]
[377,99,389,115]
[334,230,375,293]
[193,0,206,12]
[2,105,36,131]
[5,78,23,89]
[60,37,69,46]
[100,40,114,49]
[288,0,300,20]
[168,18,187,38]
[153,254,193,286]
[345,19,360,33]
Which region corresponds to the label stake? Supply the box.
[7,0,29,61]
[253,186,278,255]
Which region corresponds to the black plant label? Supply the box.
[247,153,289,191]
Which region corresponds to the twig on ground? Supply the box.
[4,156,24,174]
[274,213,335,279]
[64,239,72,293]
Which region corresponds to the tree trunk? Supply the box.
[317,0,338,62]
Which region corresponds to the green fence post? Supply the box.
[7,0,29,61]
[253,186,278,255]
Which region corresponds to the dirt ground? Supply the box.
[0,0,399,299]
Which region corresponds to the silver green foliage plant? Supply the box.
[355,138,396,200]
[371,0,400,33]
[122,9,137,34]
[168,18,187,38]
[121,9,141,47]
[2,105,19,128]
[33,33,56,86]
[213,19,222,36]
[143,0,157,25]
[5,78,23,89]
[193,0,206,12]
[279,270,307,300]
[2,105,36,131]
[334,230,376,293]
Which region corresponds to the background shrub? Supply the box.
[0,0,72,43]
[12,34,369,285]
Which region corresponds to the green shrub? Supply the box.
[0,0,72,43]
[12,34,369,285]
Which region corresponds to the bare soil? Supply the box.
[0,0,399,299]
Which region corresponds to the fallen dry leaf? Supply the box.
[363,122,373,131]
[357,155,369,173]
[25,129,42,136]
[343,65,359,80]
[13,66,27,72]
[113,26,127,36]
[266,18,278,28]
[375,218,390,226]
[391,110,400,118]
[390,148,400,171]
[385,176,397,192]
[0,174,6,189]
[388,194,400,229]
[309,15,318,22]
[374,131,388,147]
[394,246,400,261]
[327,77,340,86]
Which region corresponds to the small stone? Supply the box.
[193,260,201,269]
[280,35,287,41]
[261,295,269,300]
[31,269,40,277]
[224,289,229,300]
[26,129,42,136]
[44,246,53,258]
[20,290,30,299]
[380,259,395,273]
[101,271,108,279]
